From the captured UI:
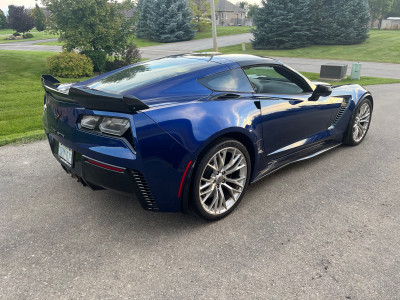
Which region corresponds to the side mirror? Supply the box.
[309,85,332,101]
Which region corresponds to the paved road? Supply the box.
[1,34,399,79]
[1,84,400,299]
[0,38,61,52]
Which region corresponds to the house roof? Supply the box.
[216,0,246,13]
[387,17,400,20]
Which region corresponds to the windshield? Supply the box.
[88,57,213,94]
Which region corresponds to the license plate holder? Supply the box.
[58,142,73,166]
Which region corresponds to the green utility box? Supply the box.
[350,63,362,80]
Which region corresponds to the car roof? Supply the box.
[180,53,283,67]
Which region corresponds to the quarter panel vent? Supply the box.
[131,170,159,211]
[332,96,351,126]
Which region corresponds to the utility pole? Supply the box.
[210,0,218,52]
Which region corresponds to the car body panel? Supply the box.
[42,54,372,213]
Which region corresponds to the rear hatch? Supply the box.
[42,75,149,114]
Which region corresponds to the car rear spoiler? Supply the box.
[41,74,149,113]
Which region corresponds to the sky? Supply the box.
[0,0,262,14]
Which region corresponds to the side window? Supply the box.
[198,68,254,93]
[243,66,308,94]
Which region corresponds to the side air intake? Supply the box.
[131,171,159,211]
[332,96,351,126]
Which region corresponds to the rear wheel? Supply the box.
[344,98,372,146]
[192,139,251,221]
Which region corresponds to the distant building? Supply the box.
[26,7,50,18]
[216,0,252,26]
[372,17,400,30]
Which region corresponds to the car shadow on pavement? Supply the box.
[72,145,346,235]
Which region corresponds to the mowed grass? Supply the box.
[0,50,85,146]
[214,30,400,64]
[0,31,59,43]
[0,49,398,146]
[35,26,252,47]
[34,40,64,46]
[300,72,400,86]
[0,29,22,35]
[193,26,251,40]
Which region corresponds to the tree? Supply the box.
[31,4,46,31]
[252,0,313,49]
[146,0,195,42]
[247,4,259,18]
[237,1,249,9]
[314,0,370,45]
[7,5,34,33]
[136,0,154,38]
[43,0,134,54]
[388,0,400,16]
[0,9,7,29]
[369,0,394,28]
[189,0,211,32]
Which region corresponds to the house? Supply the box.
[26,7,50,18]
[216,0,250,26]
[372,17,400,30]
[382,17,400,30]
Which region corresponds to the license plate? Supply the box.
[58,142,73,166]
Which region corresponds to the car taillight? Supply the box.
[79,115,130,137]
[81,115,101,129]
[99,117,130,136]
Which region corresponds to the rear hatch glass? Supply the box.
[88,57,214,94]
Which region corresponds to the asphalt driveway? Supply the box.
[1,83,400,299]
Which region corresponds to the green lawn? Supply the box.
[34,40,64,46]
[214,30,400,64]
[193,26,251,40]
[0,29,22,35]
[300,72,400,86]
[0,31,59,43]
[0,50,84,146]
[0,49,398,146]
[34,26,252,47]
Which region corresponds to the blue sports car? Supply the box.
[42,54,373,220]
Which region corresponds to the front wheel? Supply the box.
[192,139,251,221]
[344,98,372,146]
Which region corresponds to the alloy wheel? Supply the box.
[198,147,247,215]
[352,103,371,143]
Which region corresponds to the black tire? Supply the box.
[344,98,373,146]
[191,138,251,221]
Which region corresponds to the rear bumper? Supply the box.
[42,90,195,212]
[46,132,159,211]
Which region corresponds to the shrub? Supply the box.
[80,50,107,73]
[105,42,141,72]
[313,0,370,45]
[252,0,313,50]
[119,42,141,65]
[13,32,21,36]
[46,51,93,78]
[105,59,126,72]
[23,33,34,39]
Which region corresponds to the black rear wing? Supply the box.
[41,74,149,114]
